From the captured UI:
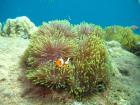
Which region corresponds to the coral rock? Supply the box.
[134,42,140,55]
[3,16,37,38]
[106,40,121,48]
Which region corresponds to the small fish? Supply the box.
[131,25,139,30]
[55,57,64,67]
[55,57,70,67]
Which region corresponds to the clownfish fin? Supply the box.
[65,58,70,64]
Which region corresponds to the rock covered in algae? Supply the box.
[3,16,37,38]
[133,41,140,56]
[106,40,140,105]
[104,26,140,53]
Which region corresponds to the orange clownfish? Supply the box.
[55,57,64,67]
[55,57,70,67]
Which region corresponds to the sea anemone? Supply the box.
[48,20,76,38]
[75,22,105,39]
[20,21,110,100]
[71,35,109,99]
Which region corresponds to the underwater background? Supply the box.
[0,0,140,105]
[0,0,140,31]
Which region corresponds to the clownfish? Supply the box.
[55,57,64,67]
[55,57,70,67]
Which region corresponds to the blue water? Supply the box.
[0,0,140,32]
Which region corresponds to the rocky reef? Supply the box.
[0,17,140,105]
[105,26,140,52]
[1,16,37,38]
